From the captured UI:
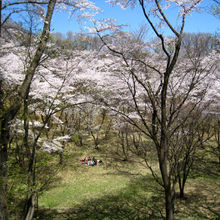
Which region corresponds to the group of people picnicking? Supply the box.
[80,156,103,166]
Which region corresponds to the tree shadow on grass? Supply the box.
[175,187,220,220]
[190,149,220,179]
[35,161,220,220]
[36,173,220,220]
[8,173,63,220]
[35,175,165,220]
[174,154,220,220]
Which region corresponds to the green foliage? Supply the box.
[7,147,62,218]
[7,161,28,218]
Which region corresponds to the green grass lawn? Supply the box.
[36,148,220,220]
[39,165,131,208]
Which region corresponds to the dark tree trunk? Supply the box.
[217,120,220,164]
[165,187,175,220]
[120,130,129,161]
[59,142,65,165]
[24,192,37,220]
[218,143,220,164]
[24,147,37,220]
[178,174,186,199]
[179,186,184,199]
[23,97,31,159]
[160,72,175,220]
[158,145,175,220]
[15,139,24,167]
[0,155,7,220]
[59,151,63,165]
[0,119,9,220]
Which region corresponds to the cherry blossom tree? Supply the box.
[0,1,219,219]
[0,2,56,218]
[2,48,102,219]
[0,1,99,219]
[88,1,220,219]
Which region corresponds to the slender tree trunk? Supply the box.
[59,151,63,165]
[0,51,7,220]
[159,68,176,219]
[178,174,186,199]
[24,96,31,160]
[0,119,9,220]
[158,146,175,220]
[91,131,99,150]
[179,185,184,199]
[178,159,191,199]
[218,143,220,164]
[15,138,24,166]
[79,135,83,147]
[24,144,37,220]
[24,192,37,220]
[217,120,220,164]
[24,110,55,220]
[119,131,128,161]
[59,142,65,165]
[165,186,175,220]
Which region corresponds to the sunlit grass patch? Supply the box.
[39,164,132,209]
[38,145,220,220]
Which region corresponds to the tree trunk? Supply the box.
[178,161,190,199]
[24,192,37,220]
[0,149,8,220]
[179,186,184,199]
[59,145,64,165]
[217,120,220,164]
[119,131,125,160]
[158,147,175,220]
[0,54,8,220]
[0,119,9,220]
[178,175,186,199]
[23,97,31,160]
[165,187,175,220]
[79,135,83,147]
[15,139,24,167]
[218,143,220,164]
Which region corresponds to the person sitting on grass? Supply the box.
[92,157,97,165]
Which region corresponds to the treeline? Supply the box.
[51,31,102,51]
[51,31,220,54]
[2,19,220,54]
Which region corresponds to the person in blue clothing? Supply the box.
[92,157,97,165]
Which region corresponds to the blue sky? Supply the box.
[10,0,218,36]
[50,0,219,37]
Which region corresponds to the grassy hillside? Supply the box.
[35,145,220,220]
